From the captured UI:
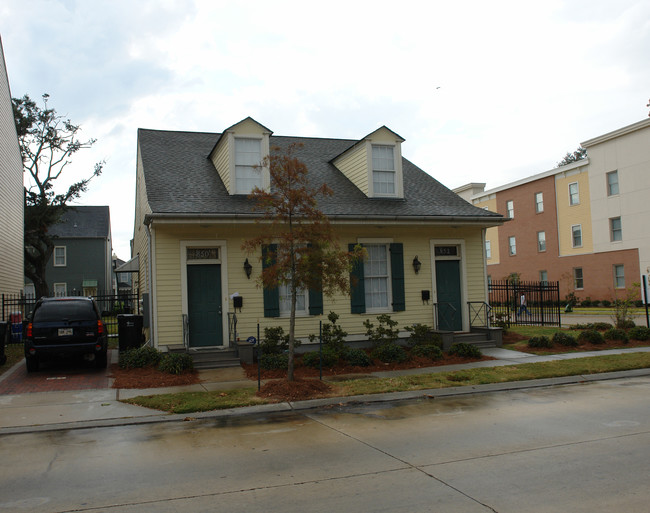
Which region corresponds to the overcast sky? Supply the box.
[2,0,649,259]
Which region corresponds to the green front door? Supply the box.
[187,264,223,347]
[435,260,462,331]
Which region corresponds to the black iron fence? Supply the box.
[488,280,561,327]
[1,291,140,343]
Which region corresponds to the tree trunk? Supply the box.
[24,240,53,299]
[288,278,297,382]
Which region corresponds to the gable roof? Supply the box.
[137,128,503,223]
[50,206,111,238]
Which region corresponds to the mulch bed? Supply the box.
[503,330,650,353]
[257,378,334,401]
[110,364,201,389]
[242,352,494,381]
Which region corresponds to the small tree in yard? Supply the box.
[13,94,103,298]
[242,143,364,381]
[611,282,641,329]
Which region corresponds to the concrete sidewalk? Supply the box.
[1,346,650,435]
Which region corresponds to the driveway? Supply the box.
[0,349,114,394]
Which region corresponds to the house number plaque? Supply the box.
[434,246,458,257]
[187,248,219,260]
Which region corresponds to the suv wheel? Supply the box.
[25,356,39,373]
[95,350,108,369]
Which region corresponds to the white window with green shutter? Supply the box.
[262,244,323,318]
[349,241,405,314]
[279,283,308,316]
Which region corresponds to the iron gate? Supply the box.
[488,280,561,327]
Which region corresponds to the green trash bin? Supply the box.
[117,314,144,352]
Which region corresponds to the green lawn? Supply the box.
[123,351,650,414]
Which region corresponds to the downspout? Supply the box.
[482,227,488,300]
[145,222,156,348]
[482,227,490,327]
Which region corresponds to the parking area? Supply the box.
[0,349,115,395]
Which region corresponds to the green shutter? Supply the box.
[390,243,405,312]
[262,244,279,318]
[349,243,365,314]
[308,288,323,315]
[305,243,323,315]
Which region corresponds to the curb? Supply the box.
[3,367,650,436]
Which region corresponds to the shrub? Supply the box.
[448,343,483,359]
[411,344,443,360]
[617,319,636,330]
[405,323,441,348]
[344,348,373,367]
[577,329,605,345]
[629,326,650,341]
[592,322,613,331]
[364,314,399,347]
[601,300,611,307]
[580,298,592,307]
[302,349,338,369]
[565,292,578,308]
[528,336,552,348]
[371,343,409,363]
[259,353,289,370]
[119,346,161,369]
[491,312,509,330]
[158,353,194,375]
[552,332,578,347]
[603,328,629,343]
[260,326,290,354]
[321,311,348,354]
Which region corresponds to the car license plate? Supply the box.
[58,328,73,336]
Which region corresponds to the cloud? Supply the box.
[3,0,649,258]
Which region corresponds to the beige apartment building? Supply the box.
[455,118,650,302]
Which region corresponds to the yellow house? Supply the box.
[132,118,505,360]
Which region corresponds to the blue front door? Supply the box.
[435,260,463,331]
[187,264,222,347]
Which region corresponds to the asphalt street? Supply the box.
[1,375,649,512]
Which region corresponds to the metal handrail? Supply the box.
[228,312,238,347]
[468,301,492,328]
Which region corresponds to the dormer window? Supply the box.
[235,137,262,194]
[330,125,404,199]
[208,117,272,196]
[372,145,396,196]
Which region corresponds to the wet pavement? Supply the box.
[2,375,650,512]
[1,344,650,435]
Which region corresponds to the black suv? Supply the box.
[24,297,108,372]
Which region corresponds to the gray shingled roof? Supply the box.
[138,128,502,222]
[49,206,110,238]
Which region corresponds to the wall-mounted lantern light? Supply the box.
[244,258,253,279]
[412,255,422,274]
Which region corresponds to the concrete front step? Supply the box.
[169,347,242,370]
[438,327,503,351]
[193,358,241,370]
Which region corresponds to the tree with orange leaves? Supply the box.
[242,143,364,381]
